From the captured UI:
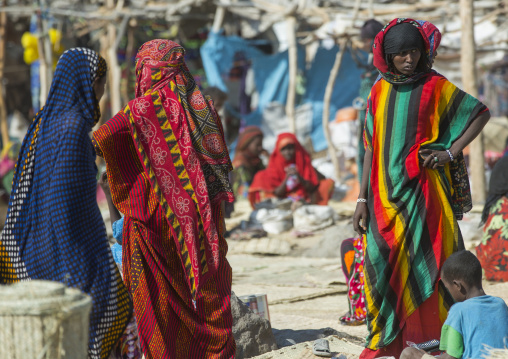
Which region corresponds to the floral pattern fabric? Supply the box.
[476,196,508,282]
[340,237,367,324]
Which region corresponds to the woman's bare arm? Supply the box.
[353,147,373,235]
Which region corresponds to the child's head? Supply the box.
[441,250,483,302]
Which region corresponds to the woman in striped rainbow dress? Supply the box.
[353,18,490,358]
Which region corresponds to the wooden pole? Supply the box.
[40,0,52,89]
[322,38,348,182]
[351,0,362,20]
[460,0,486,204]
[212,5,226,33]
[367,0,374,18]
[321,0,361,182]
[0,4,9,149]
[36,12,48,107]
[121,21,135,106]
[98,31,109,113]
[108,27,121,115]
[286,16,297,134]
[95,31,109,169]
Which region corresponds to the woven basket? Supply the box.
[0,280,92,359]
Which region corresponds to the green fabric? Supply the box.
[362,72,487,349]
[2,171,13,194]
[231,163,264,198]
[357,69,378,183]
[440,324,464,359]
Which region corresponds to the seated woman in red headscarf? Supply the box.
[248,133,334,207]
[231,126,265,198]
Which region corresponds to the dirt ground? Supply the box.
[226,199,508,358]
[89,195,508,358]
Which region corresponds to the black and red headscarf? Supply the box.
[373,18,433,84]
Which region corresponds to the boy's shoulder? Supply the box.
[450,295,507,314]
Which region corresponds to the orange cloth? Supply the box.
[315,178,335,206]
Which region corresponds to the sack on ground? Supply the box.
[293,205,337,232]
[250,208,293,234]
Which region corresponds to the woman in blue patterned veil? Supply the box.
[0,48,132,359]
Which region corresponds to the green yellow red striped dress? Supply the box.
[363,71,487,350]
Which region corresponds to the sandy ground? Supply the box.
[92,196,507,358]
[1,175,505,358]
[226,199,508,358]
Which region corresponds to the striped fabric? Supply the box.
[0,48,131,358]
[362,72,487,349]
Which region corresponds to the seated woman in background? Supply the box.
[477,155,508,282]
[231,126,265,198]
[249,133,334,207]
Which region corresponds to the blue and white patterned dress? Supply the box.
[0,48,132,359]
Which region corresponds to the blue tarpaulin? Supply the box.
[303,46,363,151]
[200,32,363,152]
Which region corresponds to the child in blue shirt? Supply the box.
[401,250,508,359]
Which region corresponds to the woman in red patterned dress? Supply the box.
[477,155,508,282]
[93,40,236,359]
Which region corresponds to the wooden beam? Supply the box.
[212,5,226,33]
[322,38,348,182]
[0,4,8,149]
[36,13,49,107]
[120,21,135,106]
[286,16,297,134]
[460,0,486,204]
[107,0,122,115]
[40,0,53,91]
[320,0,361,182]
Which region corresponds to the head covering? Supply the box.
[417,20,441,61]
[93,55,107,82]
[236,126,263,152]
[45,48,106,126]
[232,126,263,168]
[361,19,384,40]
[1,47,131,358]
[135,39,185,97]
[373,18,432,84]
[98,39,233,298]
[481,156,508,224]
[251,133,318,200]
[383,22,424,54]
[278,135,296,152]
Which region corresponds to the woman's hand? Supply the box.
[285,165,299,176]
[419,149,452,169]
[353,202,369,236]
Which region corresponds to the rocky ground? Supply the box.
[226,199,508,359]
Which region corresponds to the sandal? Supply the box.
[339,313,365,326]
[313,338,332,357]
